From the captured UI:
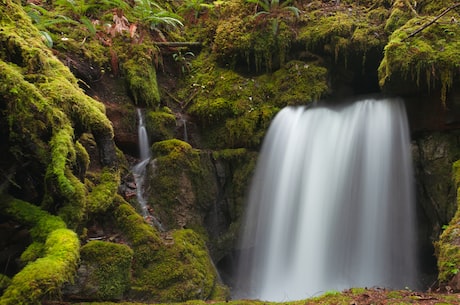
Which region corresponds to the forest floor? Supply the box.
[52,288,460,305]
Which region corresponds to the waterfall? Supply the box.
[132,108,163,231]
[137,108,150,161]
[234,97,418,301]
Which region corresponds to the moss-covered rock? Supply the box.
[65,240,133,301]
[113,197,224,302]
[0,0,119,231]
[297,2,389,62]
[142,229,220,301]
[149,139,217,229]
[145,109,177,142]
[183,54,327,149]
[378,5,460,105]
[435,159,460,290]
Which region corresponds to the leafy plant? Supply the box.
[246,0,300,35]
[132,0,183,31]
[179,0,215,20]
[246,0,300,18]
[173,50,195,74]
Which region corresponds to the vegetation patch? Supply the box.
[378,6,460,106]
[0,196,79,305]
[435,159,460,286]
[76,240,133,300]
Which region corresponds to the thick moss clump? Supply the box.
[123,55,160,107]
[86,168,121,214]
[145,229,220,301]
[76,240,133,300]
[113,198,222,302]
[0,0,118,230]
[0,196,79,305]
[145,109,176,142]
[150,139,217,228]
[211,0,297,72]
[435,159,460,288]
[184,55,327,149]
[294,2,389,64]
[378,6,460,105]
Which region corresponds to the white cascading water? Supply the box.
[132,108,163,231]
[234,97,418,301]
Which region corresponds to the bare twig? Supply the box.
[404,3,460,40]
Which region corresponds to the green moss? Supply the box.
[79,240,133,300]
[113,195,223,302]
[267,60,328,106]
[132,229,220,302]
[1,0,119,232]
[152,139,193,158]
[20,241,46,263]
[184,55,327,149]
[0,274,11,294]
[297,4,389,64]
[211,0,298,72]
[435,160,460,284]
[385,0,414,33]
[0,196,79,305]
[87,168,120,214]
[123,57,160,107]
[145,110,176,141]
[114,197,162,252]
[378,11,460,105]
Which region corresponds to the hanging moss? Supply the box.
[184,55,328,148]
[298,5,389,62]
[378,10,460,106]
[123,57,160,107]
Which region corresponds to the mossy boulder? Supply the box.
[113,198,224,302]
[435,159,460,291]
[142,229,222,301]
[183,55,327,149]
[145,109,177,142]
[149,139,217,229]
[64,240,133,301]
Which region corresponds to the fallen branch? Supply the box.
[404,3,460,40]
[154,42,201,47]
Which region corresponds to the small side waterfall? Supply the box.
[234,98,418,301]
[132,108,163,231]
[137,108,150,161]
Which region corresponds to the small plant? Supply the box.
[246,0,300,19]
[179,0,215,21]
[132,0,183,41]
[172,50,195,74]
[246,0,300,35]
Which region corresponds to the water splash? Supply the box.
[234,98,418,301]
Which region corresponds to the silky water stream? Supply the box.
[234,98,418,301]
[132,108,163,231]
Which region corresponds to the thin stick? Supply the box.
[404,3,460,40]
